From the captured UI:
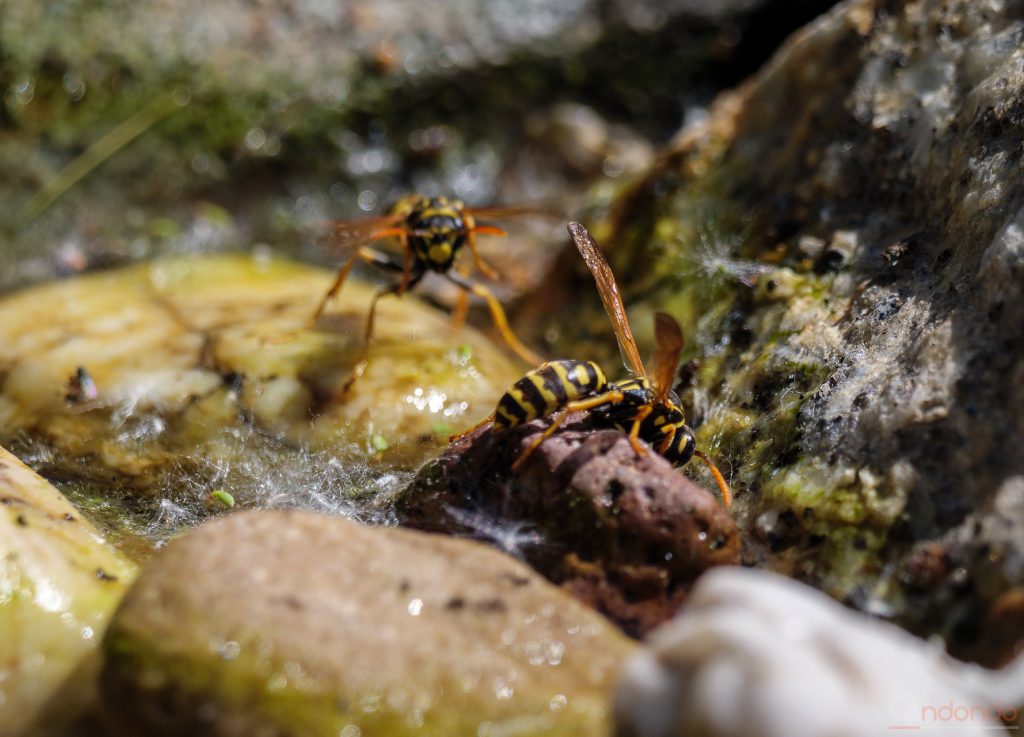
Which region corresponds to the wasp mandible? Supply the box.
[310,195,546,392]
[454,221,732,507]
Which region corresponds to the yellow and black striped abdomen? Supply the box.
[494,360,607,430]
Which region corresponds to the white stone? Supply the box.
[614,568,1024,737]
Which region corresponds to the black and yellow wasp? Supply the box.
[455,221,732,507]
[310,194,545,391]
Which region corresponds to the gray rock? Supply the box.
[101,510,635,736]
[569,0,1024,663]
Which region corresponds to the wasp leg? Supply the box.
[340,269,425,395]
[511,390,625,472]
[625,405,654,457]
[309,249,362,327]
[449,411,496,443]
[655,423,676,456]
[444,271,544,366]
[462,212,503,281]
[397,232,414,296]
[309,243,405,327]
[451,287,470,330]
[694,450,733,507]
[466,228,504,280]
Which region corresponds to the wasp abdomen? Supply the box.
[494,360,607,430]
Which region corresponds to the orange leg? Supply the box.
[397,233,413,296]
[655,423,676,456]
[625,405,653,457]
[444,272,544,366]
[510,390,624,471]
[309,249,362,327]
[449,411,495,443]
[694,450,733,507]
[466,226,504,280]
[340,270,423,396]
[309,234,407,327]
[450,288,470,330]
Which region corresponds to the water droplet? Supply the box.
[408,598,423,616]
[501,628,517,646]
[546,641,565,665]
[267,672,288,691]
[245,128,267,151]
[602,155,625,178]
[357,190,377,212]
[437,46,458,68]
[219,641,241,660]
[63,73,86,101]
[361,693,381,713]
[340,725,361,737]
[6,77,35,106]
[403,53,424,75]
[171,86,191,106]
[81,626,94,640]
[550,694,568,712]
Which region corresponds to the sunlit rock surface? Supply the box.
[396,422,738,637]
[0,445,136,736]
[101,510,635,737]
[0,254,523,494]
[614,568,1024,737]
[547,0,1024,662]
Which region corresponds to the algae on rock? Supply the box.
[545,0,1024,663]
[0,445,136,736]
[0,254,525,548]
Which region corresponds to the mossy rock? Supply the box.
[541,0,1024,663]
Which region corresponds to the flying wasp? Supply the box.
[310,195,546,391]
[453,221,732,507]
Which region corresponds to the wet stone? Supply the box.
[101,510,635,737]
[0,444,137,736]
[0,254,524,493]
[393,414,739,637]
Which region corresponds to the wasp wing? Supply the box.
[313,214,406,254]
[567,221,646,377]
[652,312,684,403]
[464,205,560,220]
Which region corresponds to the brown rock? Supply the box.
[394,415,739,637]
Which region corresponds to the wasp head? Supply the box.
[406,197,468,270]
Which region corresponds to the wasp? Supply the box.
[454,221,732,506]
[310,195,546,391]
